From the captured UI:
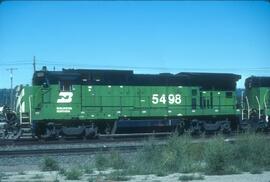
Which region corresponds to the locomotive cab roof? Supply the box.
[32,67,241,91]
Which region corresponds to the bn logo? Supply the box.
[57,92,73,103]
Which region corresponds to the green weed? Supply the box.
[106,171,130,181]
[95,154,110,170]
[203,137,233,175]
[40,157,60,171]
[178,174,205,181]
[31,174,44,179]
[64,168,83,180]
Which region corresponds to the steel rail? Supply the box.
[0,133,171,148]
[0,145,144,156]
[0,135,169,147]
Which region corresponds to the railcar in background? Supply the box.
[241,76,270,131]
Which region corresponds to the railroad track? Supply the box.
[0,145,143,156]
[0,132,172,146]
[0,139,239,157]
[0,138,270,158]
[2,130,263,148]
[0,133,240,150]
[0,135,168,157]
[0,136,168,148]
[0,137,240,157]
[0,133,267,157]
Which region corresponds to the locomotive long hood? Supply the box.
[32,67,241,91]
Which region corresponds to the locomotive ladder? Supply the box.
[19,113,33,139]
[18,95,33,139]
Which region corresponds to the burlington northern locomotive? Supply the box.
[1,66,270,139]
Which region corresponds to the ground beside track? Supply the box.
[1,134,270,182]
[1,170,270,182]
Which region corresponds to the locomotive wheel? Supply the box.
[190,120,203,135]
[255,120,268,133]
[220,121,231,134]
[85,127,98,139]
[41,123,60,140]
[175,121,185,135]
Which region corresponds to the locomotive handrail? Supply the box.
[245,96,250,120]
[255,96,261,120]
[241,91,244,120]
[264,89,270,122]
[29,95,32,124]
[19,103,22,124]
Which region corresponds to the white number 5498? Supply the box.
[152,94,181,105]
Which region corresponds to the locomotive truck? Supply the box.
[1,66,270,139]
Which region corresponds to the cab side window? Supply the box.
[60,80,72,91]
[226,92,233,98]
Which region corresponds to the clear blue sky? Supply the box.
[0,1,270,88]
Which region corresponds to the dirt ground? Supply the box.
[1,170,270,182]
[1,152,269,182]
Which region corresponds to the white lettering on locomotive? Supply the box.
[56,107,72,113]
[57,92,73,103]
[152,94,181,105]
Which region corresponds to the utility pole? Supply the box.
[33,56,36,72]
[6,68,17,109]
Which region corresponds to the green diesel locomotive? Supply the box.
[13,66,243,139]
[241,76,270,131]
